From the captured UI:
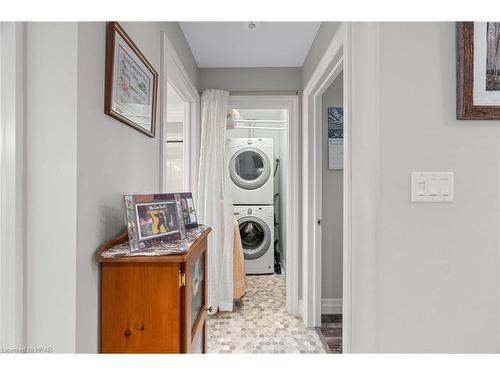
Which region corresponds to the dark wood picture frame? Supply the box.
[457,22,500,120]
[105,21,158,137]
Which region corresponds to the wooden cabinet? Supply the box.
[96,228,210,353]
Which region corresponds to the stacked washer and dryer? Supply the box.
[227,138,275,274]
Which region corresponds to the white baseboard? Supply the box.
[298,298,342,316]
[321,298,342,314]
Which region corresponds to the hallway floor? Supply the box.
[207,274,325,353]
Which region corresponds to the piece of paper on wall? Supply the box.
[328,107,343,170]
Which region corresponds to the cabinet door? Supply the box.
[182,245,207,353]
[101,263,181,353]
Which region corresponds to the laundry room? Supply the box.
[202,91,304,353]
[226,105,288,275]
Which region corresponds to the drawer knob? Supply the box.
[124,329,131,337]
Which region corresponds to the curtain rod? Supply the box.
[229,90,302,96]
[199,90,302,96]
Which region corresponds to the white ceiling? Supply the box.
[179,22,320,68]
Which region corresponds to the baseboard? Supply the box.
[321,298,342,314]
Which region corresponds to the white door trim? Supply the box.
[160,32,200,196]
[228,95,300,316]
[302,22,352,352]
[0,22,25,349]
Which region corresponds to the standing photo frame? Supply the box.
[457,22,500,119]
[124,193,186,251]
[105,21,159,136]
[175,192,199,230]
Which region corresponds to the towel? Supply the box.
[232,216,246,299]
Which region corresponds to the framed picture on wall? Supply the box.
[328,107,343,170]
[124,194,186,251]
[105,21,158,137]
[457,22,500,119]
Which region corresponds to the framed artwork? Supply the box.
[105,21,158,136]
[327,107,343,170]
[124,194,185,251]
[175,192,199,229]
[457,22,500,119]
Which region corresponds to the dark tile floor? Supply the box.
[316,314,342,353]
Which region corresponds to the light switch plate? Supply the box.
[411,172,454,203]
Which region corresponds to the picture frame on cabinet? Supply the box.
[124,193,185,251]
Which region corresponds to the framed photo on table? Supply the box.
[124,194,186,251]
[175,192,199,230]
[105,21,158,136]
[457,22,500,119]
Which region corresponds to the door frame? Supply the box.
[0,22,25,349]
[302,23,352,351]
[160,32,200,196]
[228,95,300,315]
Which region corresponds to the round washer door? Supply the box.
[229,147,271,190]
[238,216,272,260]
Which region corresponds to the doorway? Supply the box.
[160,32,200,195]
[164,83,188,192]
[206,95,319,353]
[227,95,300,315]
[302,23,351,352]
[316,73,344,354]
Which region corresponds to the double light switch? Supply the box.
[411,172,454,202]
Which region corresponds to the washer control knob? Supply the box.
[247,139,252,145]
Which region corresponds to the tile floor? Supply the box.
[206,274,325,353]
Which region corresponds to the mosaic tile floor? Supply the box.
[207,274,325,353]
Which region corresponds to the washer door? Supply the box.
[229,147,271,190]
[238,216,272,260]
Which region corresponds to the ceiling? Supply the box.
[179,22,320,68]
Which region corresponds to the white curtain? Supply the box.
[197,89,234,312]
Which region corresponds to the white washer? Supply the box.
[234,205,274,275]
[227,138,274,205]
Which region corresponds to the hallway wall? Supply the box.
[302,22,340,88]
[321,74,343,301]
[76,22,198,353]
[24,22,198,353]
[373,22,499,352]
[25,22,78,353]
[306,22,500,352]
[199,67,301,92]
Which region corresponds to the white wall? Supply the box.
[374,22,499,352]
[321,74,343,300]
[343,22,500,352]
[199,67,301,92]
[25,22,78,353]
[24,21,198,353]
[302,22,340,88]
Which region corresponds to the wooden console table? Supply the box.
[96,227,211,353]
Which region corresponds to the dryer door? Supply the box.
[238,216,272,260]
[229,147,271,190]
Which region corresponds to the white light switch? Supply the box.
[411,172,454,203]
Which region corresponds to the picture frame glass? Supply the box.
[473,22,500,106]
[111,30,155,133]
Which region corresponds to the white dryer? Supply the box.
[227,138,274,205]
[234,205,274,275]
